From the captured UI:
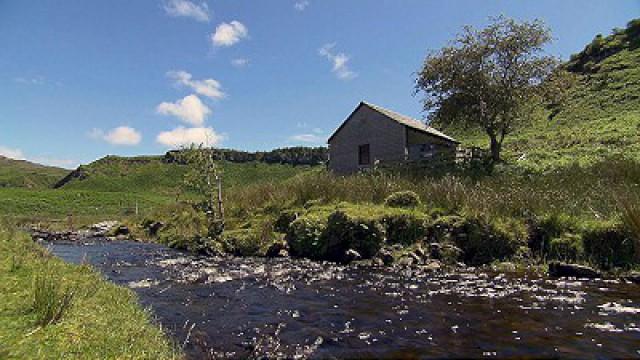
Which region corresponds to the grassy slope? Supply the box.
[0,156,69,189]
[57,155,312,193]
[0,225,177,359]
[447,26,640,171]
[1,155,315,220]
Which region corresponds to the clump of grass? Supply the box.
[32,272,75,327]
[618,196,640,261]
[384,191,421,208]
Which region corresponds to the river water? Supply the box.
[49,239,640,359]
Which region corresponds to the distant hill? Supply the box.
[54,150,322,194]
[447,18,640,171]
[0,156,69,189]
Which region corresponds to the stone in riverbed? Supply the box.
[548,262,601,279]
[266,241,289,258]
[375,248,394,266]
[344,249,362,263]
[624,272,640,284]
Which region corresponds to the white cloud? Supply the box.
[156,126,222,148]
[31,157,78,169]
[231,58,249,68]
[0,145,25,160]
[102,126,142,146]
[163,0,209,22]
[211,21,248,47]
[319,43,357,80]
[167,70,224,99]
[14,76,45,85]
[157,94,211,126]
[294,0,310,11]
[0,145,77,169]
[289,133,325,144]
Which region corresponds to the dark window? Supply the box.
[358,144,370,165]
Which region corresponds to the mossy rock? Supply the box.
[222,228,281,257]
[430,215,527,265]
[382,213,429,245]
[286,215,327,260]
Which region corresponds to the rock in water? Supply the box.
[548,262,601,279]
[375,248,394,266]
[625,272,640,284]
[265,241,288,258]
[344,249,362,263]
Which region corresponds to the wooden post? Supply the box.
[68,213,74,232]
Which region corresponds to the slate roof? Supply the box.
[328,101,459,144]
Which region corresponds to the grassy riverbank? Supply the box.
[0,223,179,359]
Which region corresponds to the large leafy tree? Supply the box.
[415,16,567,163]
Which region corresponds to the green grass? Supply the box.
[0,156,69,189]
[0,188,172,221]
[0,223,179,359]
[57,155,313,194]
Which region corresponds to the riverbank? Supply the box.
[0,223,179,359]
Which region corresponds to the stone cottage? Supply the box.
[328,101,459,174]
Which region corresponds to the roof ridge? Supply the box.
[361,101,458,143]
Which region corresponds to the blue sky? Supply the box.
[1,0,638,168]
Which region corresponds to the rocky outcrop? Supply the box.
[548,262,601,278]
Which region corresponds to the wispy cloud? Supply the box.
[319,43,357,80]
[0,145,25,160]
[14,76,45,85]
[166,70,225,99]
[163,0,210,22]
[294,0,310,11]
[231,58,249,68]
[211,21,248,47]
[89,126,142,146]
[0,145,77,169]
[289,128,326,144]
[157,94,211,126]
[156,126,223,148]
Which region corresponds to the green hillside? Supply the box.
[0,156,69,189]
[449,19,640,171]
[54,154,314,194]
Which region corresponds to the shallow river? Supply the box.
[49,240,640,359]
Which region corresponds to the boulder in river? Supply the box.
[344,249,362,263]
[548,262,601,279]
[430,242,463,263]
[265,241,289,258]
[375,247,394,266]
[624,272,640,284]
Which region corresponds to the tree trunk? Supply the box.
[489,135,502,163]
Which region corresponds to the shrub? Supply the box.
[274,210,299,233]
[286,215,327,260]
[384,191,421,208]
[582,220,636,269]
[32,273,74,327]
[528,213,578,256]
[383,213,428,245]
[548,233,584,262]
[157,204,209,253]
[431,215,527,265]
